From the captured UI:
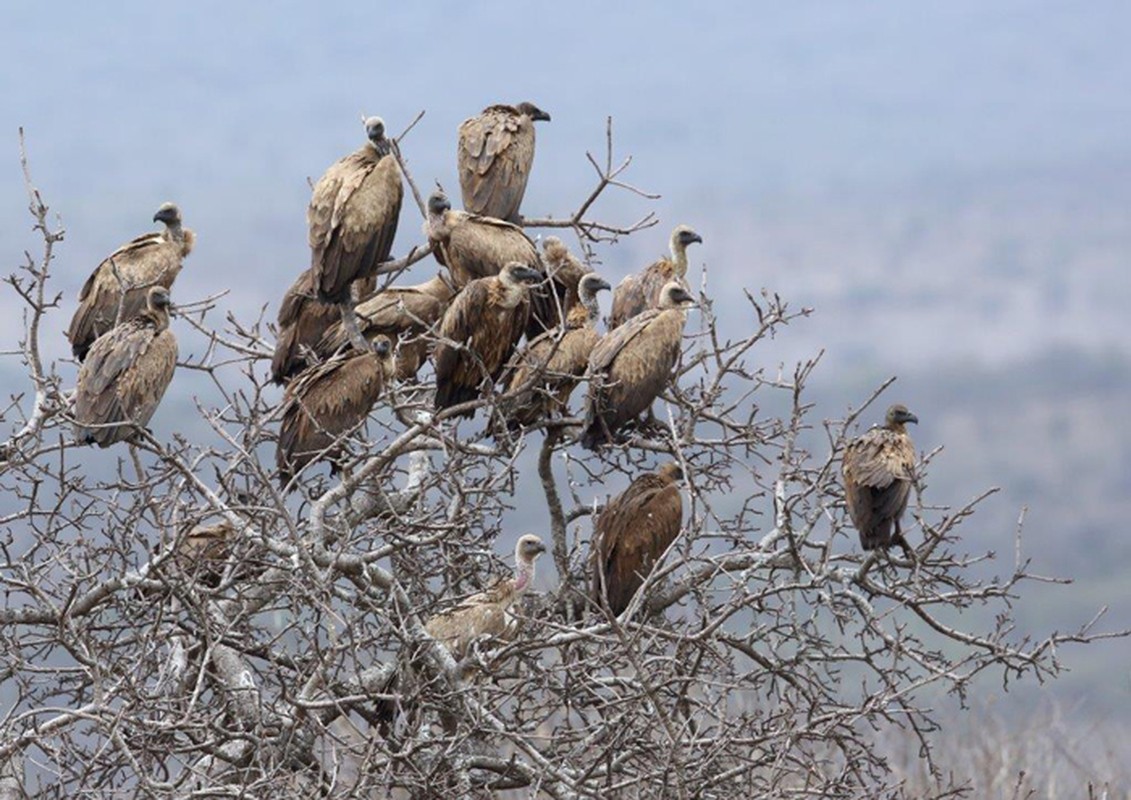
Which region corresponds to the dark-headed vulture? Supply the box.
[457,102,550,224]
[433,262,542,416]
[526,235,593,339]
[592,463,684,616]
[500,272,610,431]
[609,225,702,330]
[424,192,540,290]
[842,404,919,550]
[581,281,696,449]
[317,273,455,382]
[67,203,193,362]
[73,285,178,447]
[426,534,546,660]
[270,268,343,385]
[308,116,403,303]
[276,335,395,490]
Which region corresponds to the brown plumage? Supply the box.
[424,192,541,289]
[270,268,343,384]
[500,273,610,430]
[171,521,236,588]
[526,235,593,339]
[433,262,542,416]
[842,404,919,550]
[317,274,455,382]
[457,102,550,224]
[276,335,395,490]
[426,534,546,660]
[67,203,193,361]
[581,281,696,449]
[609,225,702,330]
[592,463,684,616]
[73,286,178,447]
[308,117,403,303]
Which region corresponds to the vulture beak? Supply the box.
[373,338,392,357]
[535,110,552,122]
[671,287,697,306]
[532,540,547,555]
[904,412,919,425]
[592,277,613,293]
[513,265,544,285]
[687,232,703,245]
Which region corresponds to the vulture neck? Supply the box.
[886,420,908,435]
[575,292,600,326]
[668,238,690,279]
[368,138,392,158]
[513,555,536,594]
[142,307,171,333]
[494,277,527,309]
[162,222,194,257]
[428,209,454,240]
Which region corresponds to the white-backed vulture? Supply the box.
[426,534,547,660]
[609,225,702,330]
[424,192,541,289]
[308,116,403,303]
[457,102,551,224]
[317,273,455,382]
[67,203,193,361]
[73,286,178,447]
[270,268,343,384]
[842,404,919,550]
[592,463,683,615]
[276,335,395,489]
[433,262,542,416]
[500,272,610,431]
[526,235,593,340]
[581,281,696,449]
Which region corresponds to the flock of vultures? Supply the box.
[59,103,918,649]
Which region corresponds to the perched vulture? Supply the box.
[592,463,684,615]
[169,521,236,588]
[424,191,541,289]
[67,203,193,361]
[270,268,344,384]
[433,262,542,415]
[457,101,551,223]
[500,272,610,431]
[426,534,547,660]
[276,335,395,489]
[609,225,702,330]
[317,273,455,382]
[526,235,593,339]
[73,286,178,447]
[581,281,696,449]
[308,116,403,303]
[842,404,919,551]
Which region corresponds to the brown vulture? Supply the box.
[276,335,395,489]
[73,286,178,447]
[581,281,696,449]
[425,534,547,660]
[842,404,919,550]
[457,102,550,223]
[592,462,684,616]
[270,268,344,385]
[526,235,593,340]
[500,272,610,431]
[317,273,455,382]
[424,191,541,289]
[609,225,702,330]
[308,116,403,303]
[433,262,542,416]
[67,202,193,362]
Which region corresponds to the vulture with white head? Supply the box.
[424,191,540,289]
[457,101,551,223]
[842,404,919,551]
[609,225,702,330]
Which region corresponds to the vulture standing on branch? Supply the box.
[609,225,702,330]
[841,404,919,551]
[500,272,611,430]
[457,101,551,223]
[581,281,696,449]
[526,235,592,339]
[592,463,684,616]
[276,335,396,489]
[73,286,178,447]
[67,203,193,362]
[433,262,542,416]
[424,192,541,289]
[308,116,403,303]
[317,273,455,382]
[425,534,547,660]
[270,268,344,384]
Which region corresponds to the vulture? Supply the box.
[592,462,684,616]
[317,273,455,382]
[308,116,403,303]
[67,202,193,362]
[270,268,344,384]
[526,235,592,339]
[457,101,551,223]
[433,262,542,416]
[276,335,395,489]
[73,285,178,447]
[424,191,541,289]
[500,272,610,431]
[425,534,547,660]
[842,404,919,551]
[609,225,702,330]
[581,281,696,449]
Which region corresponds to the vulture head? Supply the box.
[516,102,551,123]
[499,261,544,288]
[153,202,182,226]
[884,404,919,430]
[657,281,696,310]
[513,533,546,592]
[147,285,173,312]
[578,273,612,300]
[670,224,703,254]
[363,116,387,144]
[657,461,685,484]
[427,191,451,218]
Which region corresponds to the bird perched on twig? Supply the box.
[457,101,551,224]
[609,224,701,330]
[841,404,919,551]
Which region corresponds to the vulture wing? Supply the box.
[458,106,535,223]
[425,579,516,660]
[842,428,916,550]
[445,215,540,288]
[271,269,341,384]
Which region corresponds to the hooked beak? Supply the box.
[513,265,544,285]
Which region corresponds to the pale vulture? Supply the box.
[457,101,551,223]
[424,191,541,289]
[841,404,919,550]
[609,225,702,330]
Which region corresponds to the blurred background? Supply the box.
[1,0,1128,728]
